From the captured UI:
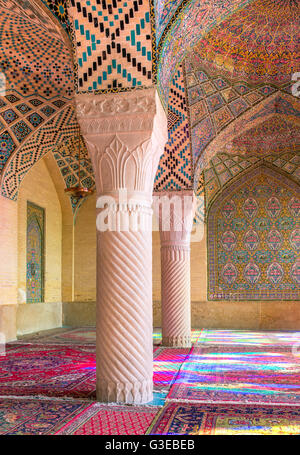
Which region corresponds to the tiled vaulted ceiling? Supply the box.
[0,0,298,220]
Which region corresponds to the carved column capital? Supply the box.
[153,189,196,247]
[76,88,157,135]
[75,88,167,198]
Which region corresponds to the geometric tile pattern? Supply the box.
[11,120,32,143]
[194,171,205,224]
[184,57,292,175]
[208,166,300,300]
[0,4,73,98]
[27,113,45,128]
[193,0,299,86]
[157,0,253,105]
[154,65,192,191]
[2,0,66,42]
[1,104,77,200]
[195,95,300,190]
[154,0,187,44]
[0,131,16,170]
[68,0,155,92]
[40,0,73,37]
[0,108,19,124]
[157,0,298,105]
[265,153,300,183]
[0,92,67,177]
[53,135,95,212]
[203,152,300,208]
[229,117,300,154]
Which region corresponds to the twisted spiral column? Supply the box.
[97,205,153,403]
[75,88,168,403]
[161,243,191,347]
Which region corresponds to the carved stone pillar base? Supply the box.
[162,335,191,347]
[97,379,153,404]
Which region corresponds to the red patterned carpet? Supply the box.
[1,329,300,435]
[56,404,160,435]
[0,343,178,398]
[0,343,96,398]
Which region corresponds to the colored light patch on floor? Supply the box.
[153,329,162,345]
[147,402,300,435]
[197,330,300,347]
[147,392,168,406]
[153,347,191,391]
[168,331,300,406]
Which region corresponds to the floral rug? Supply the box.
[0,343,96,398]
[0,397,91,435]
[1,343,177,398]
[147,402,300,435]
[2,329,300,435]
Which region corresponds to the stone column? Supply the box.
[154,190,196,347]
[75,88,167,403]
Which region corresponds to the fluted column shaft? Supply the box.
[76,88,167,403]
[154,190,196,347]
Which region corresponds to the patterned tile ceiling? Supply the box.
[0,0,73,99]
[157,0,299,105]
[192,0,299,85]
[157,0,253,105]
[0,0,299,217]
[184,55,300,184]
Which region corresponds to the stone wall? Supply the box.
[18,158,62,304]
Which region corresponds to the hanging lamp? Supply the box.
[64,133,94,199]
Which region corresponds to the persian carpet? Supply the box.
[168,330,300,406]
[1,343,172,398]
[0,343,97,398]
[13,327,167,346]
[196,329,300,347]
[153,347,191,391]
[147,402,300,435]
[56,404,160,435]
[34,327,97,345]
[0,397,92,435]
